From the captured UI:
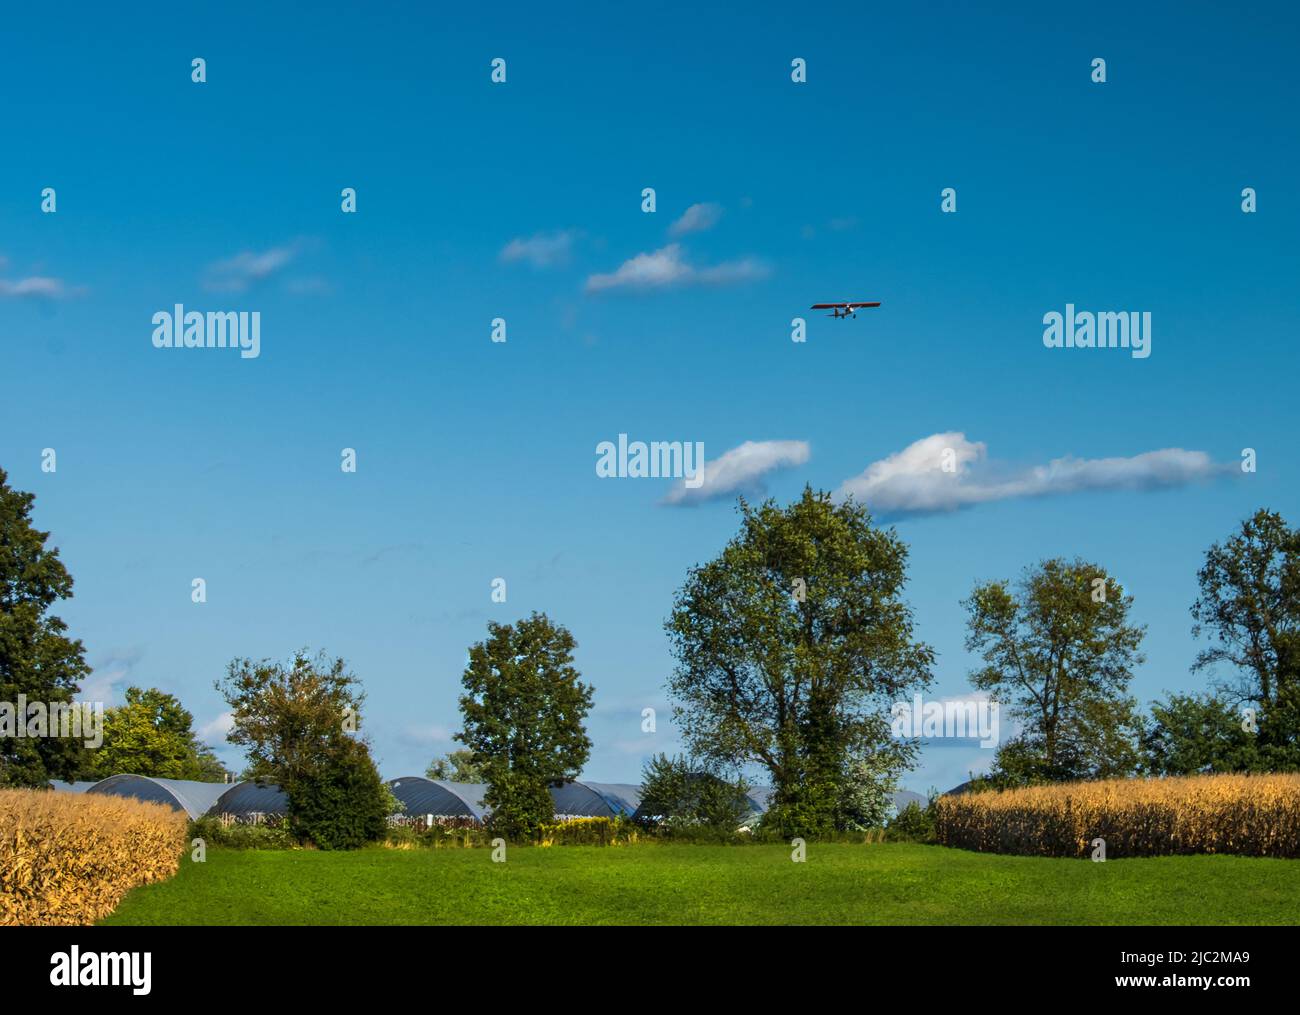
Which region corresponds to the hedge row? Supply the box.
[934,773,1300,858]
[1,788,188,925]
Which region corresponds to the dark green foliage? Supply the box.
[885,799,937,843]
[189,815,296,850]
[638,754,753,838]
[1191,509,1300,767]
[0,468,91,786]
[457,613,594,841]
[964,558,1145,785]
[216,650,366,788]
[216,650,389,848]
[665,488,934,840]
[1141,691,1294,775]
[385,817,489,849]
[285,738,391,850]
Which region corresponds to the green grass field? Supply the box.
[100,843,1300,925]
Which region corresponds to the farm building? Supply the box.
[550,780,642,818]
[86,774,233,819]
[61,773,928,825]
[213,780,288,819]
[387,777,490,821]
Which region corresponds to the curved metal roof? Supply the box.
[746,786,773,814]
[387,777,490,821]
[86,774,232,819]
[214,780,288,817]
[47,780,98,794]
[550,780,642,818]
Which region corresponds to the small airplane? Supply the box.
[810,300,881,319]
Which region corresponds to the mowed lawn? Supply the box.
[100,843,1300,925]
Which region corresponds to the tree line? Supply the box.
[3,465,1297,845]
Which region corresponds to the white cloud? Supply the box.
[837,431,1227,516]
[585,243,769,293]
[204,243,300,292]
[500,229,578,268]
[664,439,810,506]
[668,202,723,237]
[0,276,75,299]
[79,647,145,705]
[695,257,770,285]
[198,711,235,744]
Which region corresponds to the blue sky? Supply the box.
[3,1,1297,794]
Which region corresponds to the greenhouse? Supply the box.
[550,780,643,818]
[86,774,233,819]
[213,780,288,819]
[387,777,490,821]
[58,773,923,826]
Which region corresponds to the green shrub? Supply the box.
[540,816,640,846]
[638,754,752,839]
[189,815,296,850]
[384,817,492,849]
[286,740,390,850]
[885,799,937,843]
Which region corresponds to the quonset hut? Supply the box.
[86,774,232,820]
[549,780,642,818]
[213,780,288,819]
[387,777,490,821]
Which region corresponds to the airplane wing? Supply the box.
[809,303,843,309]
[847,302,881,308]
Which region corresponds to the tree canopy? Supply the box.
[88,686,228,781]
[665,488,934,838]
[216,650,389,847]
[1191,508,1300,764]
[457,613,593,840]
[964,557,1145,784]
[0,468,91,787]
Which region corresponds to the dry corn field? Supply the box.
[935,773,1300,859]
[0,787,188,925]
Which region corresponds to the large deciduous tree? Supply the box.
[457,613,593,840]
[0,468,91,787]
[1191,509,1300,765]
[89,686,228,781]
[665,488,934,838]
[963,558,1144,784]
[216,650,389,847]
